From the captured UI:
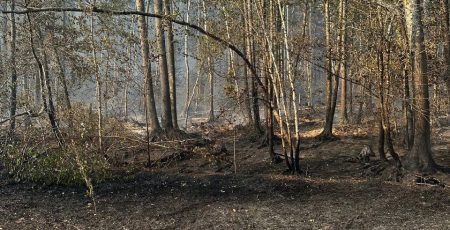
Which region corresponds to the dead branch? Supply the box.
[0,108,44,125]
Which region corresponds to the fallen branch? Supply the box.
[0,108,44,125]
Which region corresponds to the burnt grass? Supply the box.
[1,122,450,229]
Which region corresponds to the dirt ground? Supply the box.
[1,120,450,229]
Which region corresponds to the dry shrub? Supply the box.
[0,140,109,186]
[0,104,113,186]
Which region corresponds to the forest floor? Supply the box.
[1,116,450,229]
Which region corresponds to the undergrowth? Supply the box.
[0,140,109,187]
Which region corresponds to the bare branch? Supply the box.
[0,108,44,125]
[1,7,266,91]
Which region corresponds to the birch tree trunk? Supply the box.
[277,0,301,172]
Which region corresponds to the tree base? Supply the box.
[404,148,438,174]
[271,154,283,164]
[259,133,282,149]
[315,132,339,142]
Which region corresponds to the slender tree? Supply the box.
[8,0,17,135]
[318,0,337,140]
[154,0,173,129]
[339,0,349,124]
[164,0,179,129]
[136,0,161,133]
[27,14,64,147]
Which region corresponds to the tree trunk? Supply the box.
[41,45,63,146]
[402,55,414,150]
[201,0,215,122]
[90,12,103,153]
[136,0,161,132]
[245,0,261,132]
[164,0,178,129]
[53,47,71,111]
[183,0,191,128]
[407,0,437,172]
[339,0,349,125]
[306,1,314,108]
[8,0,17,135]
[242,9,253,125]
[442,0,450,117]
[377,107,386,160]
[154,0,173,129]
[27,14,64,147]
[319,0,337,139]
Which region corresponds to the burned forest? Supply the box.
[0,0,450,229]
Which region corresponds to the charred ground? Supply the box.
[0,119,449,229]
